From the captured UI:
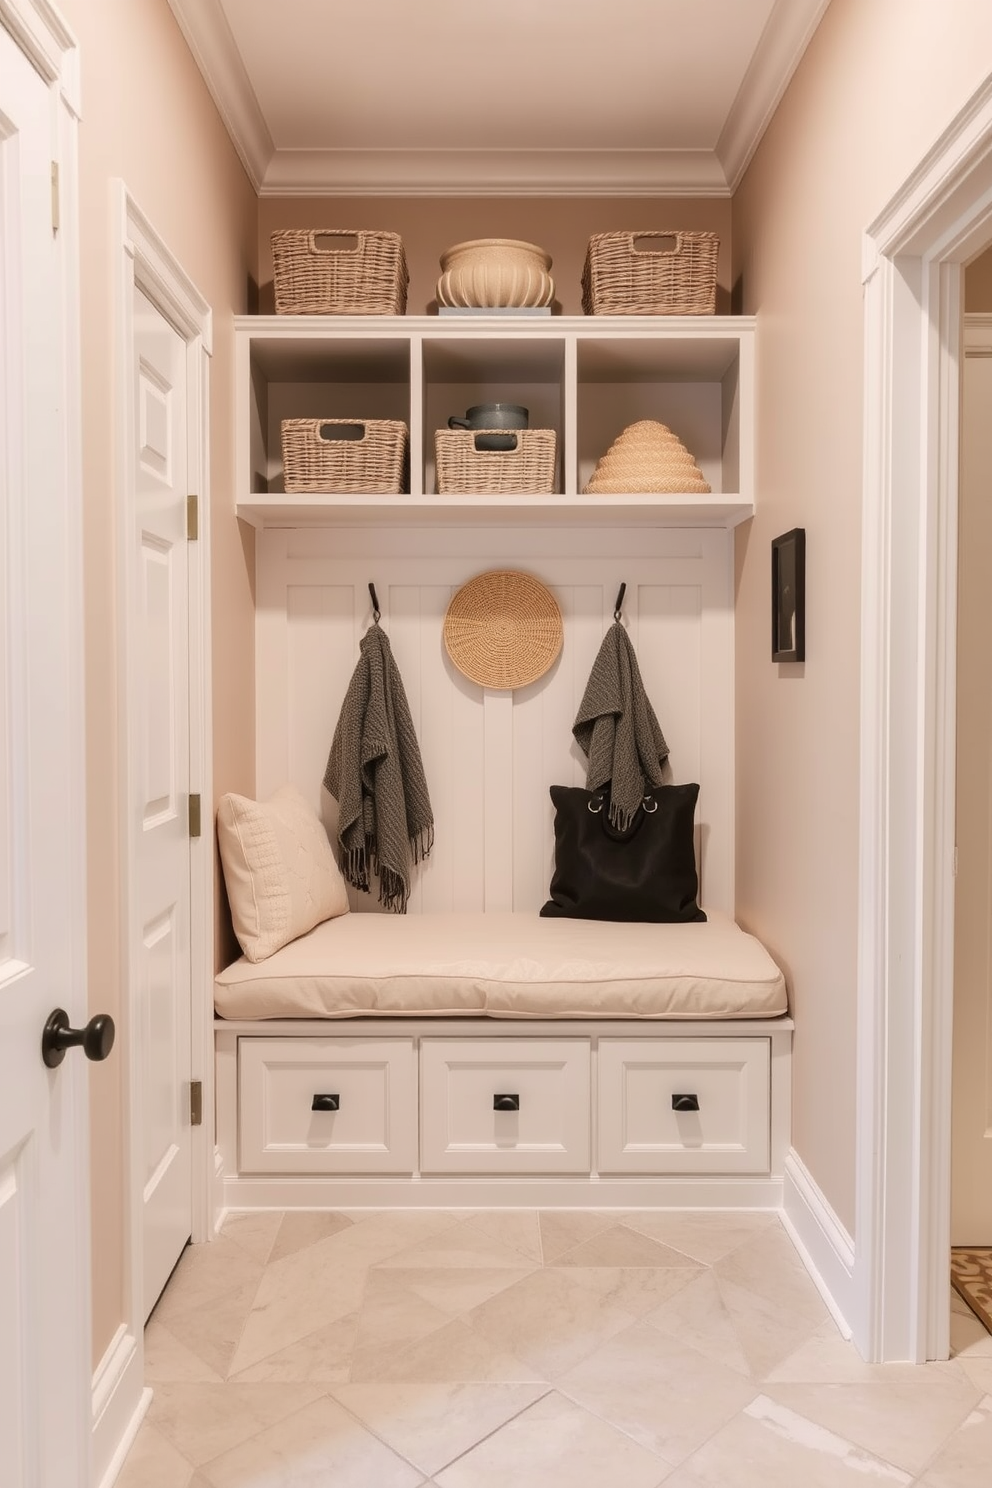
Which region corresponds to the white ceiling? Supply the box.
[167,0,831,197]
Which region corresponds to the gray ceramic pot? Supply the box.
[448,402,529,430]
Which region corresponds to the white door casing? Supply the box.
[130,282,194,1318]
[951,315,992,1245]
[0,8,90,1486]
[115,185,214,1355]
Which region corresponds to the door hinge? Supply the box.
[189,1080,203,1127]
[188,793,201,838]
[51,161,59,235]
[187,494,199,541]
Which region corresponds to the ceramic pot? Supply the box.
[436,239,554,309]
[448,403,529,430]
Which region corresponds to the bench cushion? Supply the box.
[214,910,787,1021]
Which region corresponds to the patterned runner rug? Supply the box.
[950,1247,992,1335]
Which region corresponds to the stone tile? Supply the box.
[329,1382,548,1476]
[114,1421,196,1488]
[267,1210,354,1263]
[664,1392,914,1487]
[219,1211,284,1264]
[537,1211,617,1262]
[461,1210,544,1262]
[148,1381,323,1467]
[149,1237,264,1326]
[553,1223,703,1269]
[643,1270,752,1377]
[467,1265,638,1378]
[198,1394,423,1488]
[434,1390,673,1488]
[144,1318,225,1384]
[348,1269,456,1370]
[226,1244,369,1375]
[376,1216,542,1271]
[767,1319,972,1386]
[228,1312,361,1383]
[563,1263,704,1317]
[352,1315,544,1384]
[382,1264,535,1318]
[710,1277,828,1380]
[713,1224,830,1328]
[764,1378,982,1476]
[914,1394,992,1488]
[620,1209,777,1265]
[158,1277,263,1381]
[557,1319,757,1464]
[950,1307,992,1360]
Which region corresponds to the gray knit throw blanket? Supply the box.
[324,624,434,913]
[573,620,670,830]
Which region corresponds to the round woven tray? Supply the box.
[443,570,562,690]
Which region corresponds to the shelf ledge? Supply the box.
[236,493,754,530]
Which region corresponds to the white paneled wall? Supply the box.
[256,525,734,915]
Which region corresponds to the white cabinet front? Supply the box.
[420,1038,590,1173]
[597,1038,770,1174]
[238,1037,417,1173]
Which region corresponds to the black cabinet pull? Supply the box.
[493,1093,520,1111]
[672,1093,699,1112]
[312,1093,340,1111]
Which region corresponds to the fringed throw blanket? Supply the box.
[573,619,670,830]
[324,624,434,913]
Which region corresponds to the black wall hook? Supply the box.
[614,582,626,622]
[368,582,381,622]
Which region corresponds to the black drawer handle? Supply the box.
[672,1093,699,1112]
[493,1093,520,1111]
[311,1093,340,1111]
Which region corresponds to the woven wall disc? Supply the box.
[443,570,562,690]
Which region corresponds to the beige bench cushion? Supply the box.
[214,910,787,1021]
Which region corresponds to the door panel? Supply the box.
[0,20,90,1486]
[131,285,193,1317]
[952,326,992,1244]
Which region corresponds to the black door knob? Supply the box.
[42,1008,116,1069]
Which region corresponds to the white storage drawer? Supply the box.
[597,1037,770,1174]
[238,1037,417,1174]
[420,1037,590,1173]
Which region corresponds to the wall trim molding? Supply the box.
[857,77,992,1362]
[782,1150,856,1340]
[0,0,80,113]
[91,1327,150,1488]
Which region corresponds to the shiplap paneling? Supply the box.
[256,526,734,915]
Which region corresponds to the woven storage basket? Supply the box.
[443,569,562,689]
[271,229,408,315]
[435,429,556,495]
[281,418,409,493]
[582,231,719,315]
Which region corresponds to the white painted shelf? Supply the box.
[235,314,756,528]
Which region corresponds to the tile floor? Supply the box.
[116,1209,992,1487]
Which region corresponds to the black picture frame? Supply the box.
[771,528,805,662]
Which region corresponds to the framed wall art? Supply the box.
[771,527,805,662]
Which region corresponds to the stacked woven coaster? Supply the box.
[584,419,711,494]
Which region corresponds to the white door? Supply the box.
[951,320,992,1244]
[130,285,193,1318]
[0,20,91,1488]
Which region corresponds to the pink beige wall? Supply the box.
[732,0,992,1232]
[56,0,257,1367]
[256,198,733,316]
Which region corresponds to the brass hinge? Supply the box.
[187,494,199,541]
[189,1080,203,1127]
[188,793,201,838]
[51,161,59,234]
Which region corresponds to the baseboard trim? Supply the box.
[222,1172,786,1211]
[782,1147,856,1340]
[91,1324,150,1488]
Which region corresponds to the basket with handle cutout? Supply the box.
[582,231,718,315]
[434,428,557,495]
[271,229,408,315]
[281,418,409,493]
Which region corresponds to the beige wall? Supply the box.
[57,0,258,1366]
[965,245,992,309]
[732,0,992,1232]
[257,198,733,316]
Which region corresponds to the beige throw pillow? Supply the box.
[217,785,349,962]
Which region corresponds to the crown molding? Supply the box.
[717,0,831,192]
[165,0,273,191]
[258,148,730,198]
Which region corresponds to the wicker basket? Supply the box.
[435,429,556,495]
[281,419,409,493]
[582,231,719,316]
[271,229,408,315]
